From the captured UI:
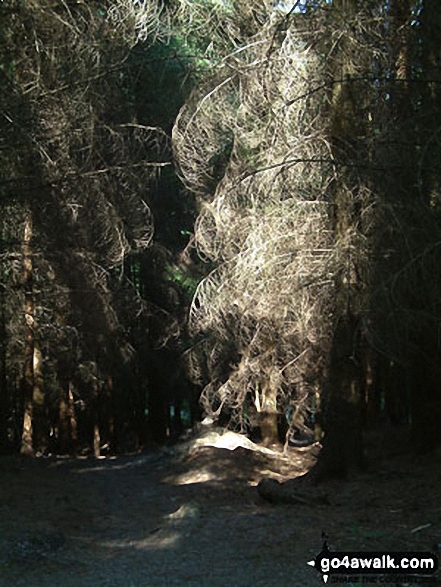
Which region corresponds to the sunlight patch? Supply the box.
[173,468,218,485]
[193,430,277,455]
[101,532,180,551]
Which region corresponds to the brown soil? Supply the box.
[0,433,440,587]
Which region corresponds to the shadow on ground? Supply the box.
[0,431,440,587]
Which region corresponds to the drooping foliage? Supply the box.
[173,0,441,469]
[174,12,336,442]
[0,0,191,455]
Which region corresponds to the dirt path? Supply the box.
[0,435,440,587]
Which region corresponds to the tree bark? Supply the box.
[259,378,280,446]
[20,206,48,455]
[58,380,78,455]
[313,0,366,480]
[0,269,9,454]
[410,0,441,453]
[147,349,169,444]
[315,316,365,481]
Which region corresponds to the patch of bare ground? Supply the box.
[0,429,440,587]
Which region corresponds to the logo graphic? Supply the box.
[307,532,439,584]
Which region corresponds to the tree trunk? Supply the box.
[259,379,279,446]
[315,316,365,481]
[21,207,34,455]
[410,352,440,454]
[147,348,176,444]
[104,375,116,453]
[0,273,9,454]
[148,384,168,444]
[31,345,46,453]
[20,207,49,455]
[133,376,148,447]
[409,0,441,453]
[388,0,441,453]
[92,380,101,457]
[421,0,441,115]
[313,0,366,480]
[58,380,78,455]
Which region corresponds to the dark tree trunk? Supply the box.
[172,397,183,440]
[149,388,168,444]
[409,0,441,454]
[147,347,184,444]
[312,0,366,481]
[133,374,148,447]
[58,379,78,455]
[410,343,441,454]
[147,350,169,444]
[315,316,365,481]
[362,345,381,430]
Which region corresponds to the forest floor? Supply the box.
[0,426,440,587]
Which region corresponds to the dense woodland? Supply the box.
[0,0,440,481]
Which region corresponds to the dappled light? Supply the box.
[1,437,440,585]
[1,0,441,585]
[101,531,182,551]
